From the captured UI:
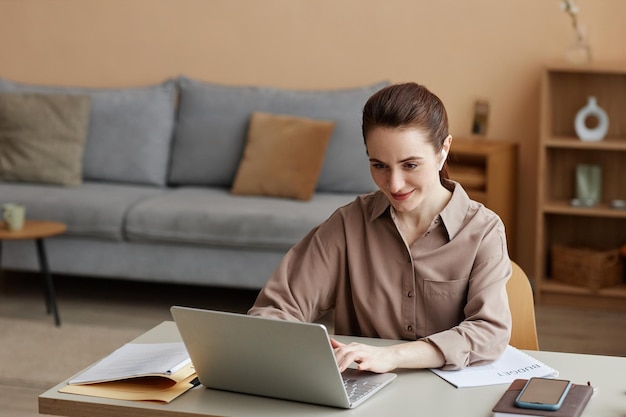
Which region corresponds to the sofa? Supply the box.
[0,76,387,289]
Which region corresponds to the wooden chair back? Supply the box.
[506,261,539,350]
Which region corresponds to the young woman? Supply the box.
[248,82,512,372]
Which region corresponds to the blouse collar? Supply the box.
[368,181,472,241]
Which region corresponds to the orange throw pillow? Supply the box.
[231,112,334,200]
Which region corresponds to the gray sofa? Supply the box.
[0,76,386,289]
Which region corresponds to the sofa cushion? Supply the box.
[169,77,386,193]
[0,182,164,240]
[0,77,176,186]
[0,93,91,186]
[231,112,334,201]
[125,187,359,249]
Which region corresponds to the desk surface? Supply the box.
[39,321,626,417]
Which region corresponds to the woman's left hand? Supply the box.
[330,338,397,373]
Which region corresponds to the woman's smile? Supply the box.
[390,190,414,201]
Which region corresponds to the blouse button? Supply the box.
[407,291,413,298]
[407,325,413,332]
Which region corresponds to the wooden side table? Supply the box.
[0,220,67,326]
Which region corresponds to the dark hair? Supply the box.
[362,82,450,182]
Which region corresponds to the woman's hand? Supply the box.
[330,338,445,373]
[330,338,398,373]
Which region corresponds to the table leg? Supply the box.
[35,238,61,327]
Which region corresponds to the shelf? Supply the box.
[447,165,486,190]
[541,280,626,298]
[538,281,626,312]
[448,138,518,257]
[545,137,626,151]
[544,69,626,139]
[465,190,487,205]
[545,60,626,74]
[535,63,626,311]
[543,200,626,218]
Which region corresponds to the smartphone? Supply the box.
[514,377,572,411]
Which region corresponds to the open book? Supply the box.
[430,345,558,388]
[61,342,197,403]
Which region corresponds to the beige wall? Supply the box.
[1,0,625,276]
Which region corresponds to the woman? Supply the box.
[248,82,512,372]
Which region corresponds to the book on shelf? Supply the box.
[492,378,594,417]
[61,342,198,403]
[430,345,558,388]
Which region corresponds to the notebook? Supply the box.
[170,306,397,409]
[492,379,594,417]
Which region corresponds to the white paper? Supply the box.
[69,342,191,385]
[430,345,559,388]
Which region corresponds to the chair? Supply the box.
[506,261,539,350]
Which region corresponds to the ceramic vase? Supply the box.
[574,96,609,142]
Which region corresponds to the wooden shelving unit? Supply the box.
[535,62,626,312]
[448,138,518,257]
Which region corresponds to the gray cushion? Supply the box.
[0,182,164,240]
[125,187,359,249]
[0,77,176,186]
[169,77,387,193]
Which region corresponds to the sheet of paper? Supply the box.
[69,342,191,385]
[430,345,559,388]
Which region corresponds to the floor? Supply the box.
[1,270,625,417]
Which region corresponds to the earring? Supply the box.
[438,149,447,171]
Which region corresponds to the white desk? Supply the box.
[39,321,626,417]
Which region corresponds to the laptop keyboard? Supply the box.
[343,376,382,403]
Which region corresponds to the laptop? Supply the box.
[170,306,397,409]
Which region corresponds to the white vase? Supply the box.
[574,96,609,142]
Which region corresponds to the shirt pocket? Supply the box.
[423,279,468,334]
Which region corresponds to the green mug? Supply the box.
[2,203,26,231]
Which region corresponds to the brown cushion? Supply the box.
[0,92,91,186]
[231,112,334,201]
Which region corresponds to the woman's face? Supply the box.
[366,126,445,214]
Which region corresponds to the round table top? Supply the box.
[0,220,67,240]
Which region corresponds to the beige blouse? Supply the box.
[249,182,512,370]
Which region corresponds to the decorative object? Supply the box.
[2,202,26,231]
[571,164,602,207]
[551,245,623,289]
[610,200,626,210]
[471,100,489,136]
[574,96,609,142]
[561,0,592,64]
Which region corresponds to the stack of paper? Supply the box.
[61,342,198,403]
